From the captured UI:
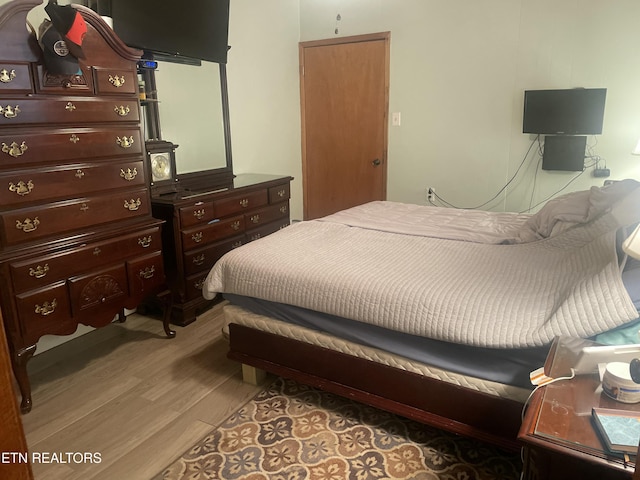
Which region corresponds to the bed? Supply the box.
[202,179,640,451]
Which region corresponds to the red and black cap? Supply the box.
[44,1,87,59]
[38,19,81,75]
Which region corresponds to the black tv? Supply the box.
[523,88,606,135]
[109,0,230,64]
[542,135,587,172]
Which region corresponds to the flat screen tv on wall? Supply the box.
[109,0,230,64]
[523,88,606,135]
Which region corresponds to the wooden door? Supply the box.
[300,32,390,220]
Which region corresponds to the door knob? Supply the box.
[372,158,381,166]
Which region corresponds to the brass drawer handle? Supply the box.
[230,220,241,231]
[1,104,20,119]
[250,214,260,224]
[2,141,27,158]
[279,205,288,214]
[232,241,243,249]
[80,203,89,212]
[75,169,85,178]
[35,298,57,316]
[0,68,16,83]
[69,134,79,144]
[239,198,249,208]
[108,75,126,88]
[65,102,76,112]
[93,247,101,256]
[250,233,261,241]
[8,180,33,196]
[138,236,152,248]
[194,279,205,290]
[139,265,155,279]
[277,189,286,197]
[120,167,138,181]
[114,105,130,117]
[192,254,205,266]
[16,217,39,233]
[124,198,141,211]
[116,136,134,149]
[193,209,205,220]
[192,232,203,243]
[29,264,49,279]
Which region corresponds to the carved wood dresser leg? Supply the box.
[12,344,36,413]
[158,289,176,338]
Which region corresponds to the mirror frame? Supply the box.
[140,61,234,192]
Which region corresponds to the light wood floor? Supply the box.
[18,302,264,480]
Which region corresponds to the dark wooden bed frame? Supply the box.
[227,322,526,452]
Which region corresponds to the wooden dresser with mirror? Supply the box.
[0,0,173,414]
[139,61,292,326]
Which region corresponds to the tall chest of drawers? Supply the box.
[152,174,293,326]
[0,0,170,413]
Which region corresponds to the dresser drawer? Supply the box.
[93,68,137,96]
[181,215,244,251]
[0,63,32,94]
[34,64,93,95]
[0,160,145,207]
[245,201,290,229]
[185,271,209,301]
[268,183,291,203]
[0,96,140,127]
[127,251,165,297]
[214,189,268,217]
[9,226,162,293]
[68,263,128,315]
[16,281,73,342]
[183,234,244,275]
[0,127,143,169]
[179,201,215,228]
[1,188,150,246]
[246,219,290,242]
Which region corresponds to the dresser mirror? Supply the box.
[140,59,233,193]
[152,61,231,173]
[69,0,233,192]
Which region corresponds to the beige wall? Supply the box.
[149,0,640,214]
[300,0,640,212]
[226,0,303,220]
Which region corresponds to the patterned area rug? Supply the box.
[154,377,522,479]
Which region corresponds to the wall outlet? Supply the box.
[427,187,435,202]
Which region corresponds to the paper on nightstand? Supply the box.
[530,367,555,386]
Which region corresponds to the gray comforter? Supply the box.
[203,181,640,348]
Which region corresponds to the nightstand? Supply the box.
[519,337,639,480]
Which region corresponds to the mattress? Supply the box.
[223,303,533,404]
[210,182,640,399]
[224,293,549,390]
